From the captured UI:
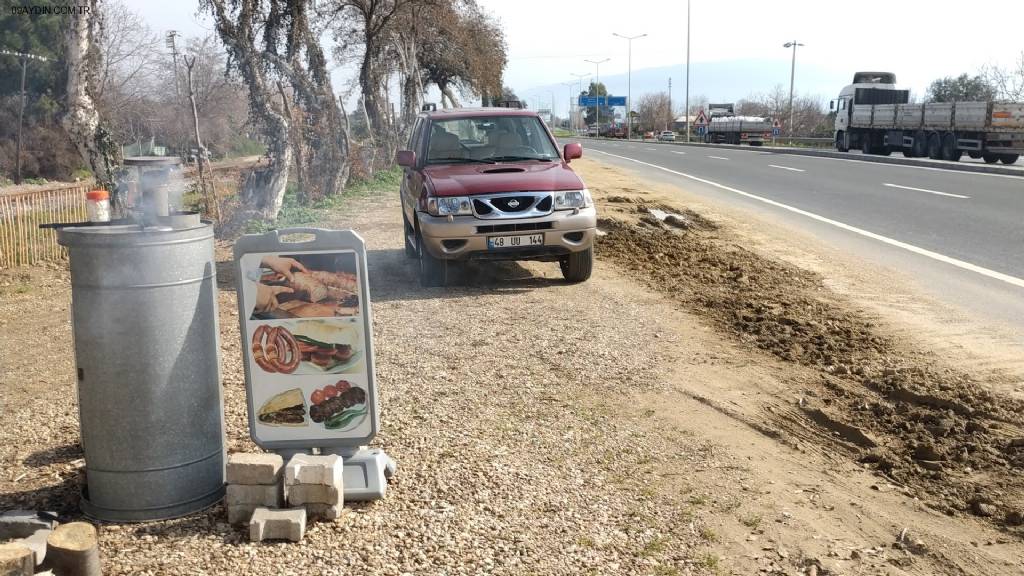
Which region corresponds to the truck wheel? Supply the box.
[1000,154,1020,164]
[927,133,943,160]
[416,222,447,287]
[835,131,849,152]
[941,133,962,161]
[560,247,593,283]
[912,131,928,157]
[861,133,874,155]
[967,150,982,159]
[982,152,1000,164]
[403,212,417,258]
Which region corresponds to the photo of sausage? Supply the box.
[249,321,363,375]
[251,325,301,374]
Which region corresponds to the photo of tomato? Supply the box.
[323,384,338,398]
[310,389,326,405]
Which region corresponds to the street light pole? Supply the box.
[584,58,610,136]
[613,32,646,141]
[562,82,577,129]
[685,0,691,142]
[783,40,805,138]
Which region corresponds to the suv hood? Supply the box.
[423,162,584,197]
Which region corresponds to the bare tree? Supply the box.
[64,0,121,190]
[204,0,292,220]
[983,52,1024,101]
[636,92,672,132]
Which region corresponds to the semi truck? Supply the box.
[831,71,1024,164]
[704,103,772,146]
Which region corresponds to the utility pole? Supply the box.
[584,58,610,136]
[612,33,646,140]
[1,49,51,184]
[668,77,672,131]
[166,31,182,104]
[570,72,590,130]
[685,0,691,142]
[562,82,577,130]
[784,40,805,138]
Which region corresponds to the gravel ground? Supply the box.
[1,190,716,575]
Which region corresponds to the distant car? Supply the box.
[586,126,599,137]
[397,106,596,286]
[643,131,655,139]
[658,131,677,141]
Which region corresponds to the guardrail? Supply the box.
[0,184,90,268]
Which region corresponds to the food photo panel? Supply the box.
[250,319,365,376]
[247,251,361,320]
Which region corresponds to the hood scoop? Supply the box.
[480,166,526,174]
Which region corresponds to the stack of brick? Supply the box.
[284,454,345,520]
[225,453,284,525]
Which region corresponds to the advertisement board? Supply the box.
[234,228,378,450]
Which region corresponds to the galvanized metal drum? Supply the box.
[58,220,225,522]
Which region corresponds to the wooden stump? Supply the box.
[45,522,101,576]
[0,542,34,576]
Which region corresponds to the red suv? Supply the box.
[396,106,596,287]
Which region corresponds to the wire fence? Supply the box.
[0,184,90,268]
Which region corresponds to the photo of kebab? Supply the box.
[251,323,362,374]
[308,380,367,430]
[252,253,360,319]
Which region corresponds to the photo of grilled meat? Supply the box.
[257,388,307,426]
[252,251,361,320]
[309,386,366,423]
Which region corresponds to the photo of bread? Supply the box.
[250,252,361,320]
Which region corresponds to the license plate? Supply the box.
[487,234,543,249]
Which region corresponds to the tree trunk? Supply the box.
[185,56,219,222]
[63,0,120,191]
[45,522,101,576]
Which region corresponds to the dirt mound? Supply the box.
[596,215,1024,530]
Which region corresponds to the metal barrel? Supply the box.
[58,222,225,522]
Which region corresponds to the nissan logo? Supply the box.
[507,199,520,208]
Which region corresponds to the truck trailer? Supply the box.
[704,103,772,146]
[831,72,1024,164]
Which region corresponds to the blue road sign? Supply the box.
[577,96,627,107]
[772,127,781,137]
[696,125,707,136]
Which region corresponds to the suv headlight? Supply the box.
[427,196,473,216]
[553,189,593,210]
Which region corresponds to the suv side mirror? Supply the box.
[829,100,835,111]
[563,142,582,163]
[396,150,416,167]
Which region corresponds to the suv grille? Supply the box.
[472,199,493,215]
[490,195,535,212]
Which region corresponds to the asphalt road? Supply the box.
[569,138,1024,334]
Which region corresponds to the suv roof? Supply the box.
[420,107,539,120]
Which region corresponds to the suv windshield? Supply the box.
[426,115,559,164]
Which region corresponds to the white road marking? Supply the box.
[708,156,729,160]
[672,151,687,155]
[769,164,806,172]
[646,147,657,151]
[590,149,1024,290]
[883,182,969,199]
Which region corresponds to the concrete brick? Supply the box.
[226,453,284,485]
[22,528,50,566]
[226,504,258,525]
[249,507,306,543]
[0,510,57,540]
[0,542,34,576]
[284,454,343,486]
[225,484,282,507]
[305,502,344,521]
[286,483,342,506]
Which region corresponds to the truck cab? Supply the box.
[830,72,899,152]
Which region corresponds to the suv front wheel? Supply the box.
[560,247,593,283]
[416,221,447,287]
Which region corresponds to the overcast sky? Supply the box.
[127,0,1024,113]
